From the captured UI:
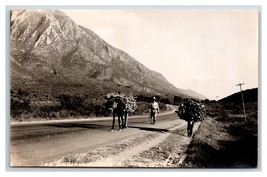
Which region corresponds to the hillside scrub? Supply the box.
[10,89,168,121]
[10,89,31,118]
[181,102,258,168]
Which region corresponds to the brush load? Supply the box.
[104,93,137,114]
[176,100,206,122]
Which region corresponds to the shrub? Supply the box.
[222,103,242,114]
[57,94,98,117]
[10,89,31,118]
[58,94,85,110]
[134,102,150,115]
[34,105,61,118]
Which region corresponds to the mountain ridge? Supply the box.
[10,9,207,100]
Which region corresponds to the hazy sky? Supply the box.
[62,9,258,100]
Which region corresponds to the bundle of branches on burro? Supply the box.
[175,99,206,137]
[104,93,137,131]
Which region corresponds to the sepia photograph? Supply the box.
[9,7,259,168]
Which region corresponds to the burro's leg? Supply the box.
[118,113,122,130]
[124,112,128,129]
[121,114,125,129]
[110,112,116,131]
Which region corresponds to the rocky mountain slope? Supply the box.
[10,9,206,100]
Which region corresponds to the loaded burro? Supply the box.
[175,99,206,137]
[104,92,137,131]
[105,91,206,137]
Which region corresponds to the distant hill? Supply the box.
[10,9,206,100]
[219,88,258,103]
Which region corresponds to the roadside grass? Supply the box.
[121,123,198,167]
[43,122,183,167]
[181,103,258,168]
[43,132,159,167]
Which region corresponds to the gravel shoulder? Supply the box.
[43,119,200,167]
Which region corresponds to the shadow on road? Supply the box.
[47,123,110,130]
[128,125,169,133]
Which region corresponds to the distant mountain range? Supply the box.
[10,9,207,100]
[219,88,258,103]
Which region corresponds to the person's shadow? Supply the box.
[128,126,169,133]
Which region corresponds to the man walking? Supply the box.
[150,97,160,124]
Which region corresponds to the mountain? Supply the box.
[180,89,207,100]
[219,88,258,103]
[10,9,206,100]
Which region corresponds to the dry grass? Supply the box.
[43,123,186,168]
[43,132,159,167]
[120,124,198,168]
[181,111,258,168]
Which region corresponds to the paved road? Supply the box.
[10,110,181,166]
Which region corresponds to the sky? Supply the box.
[62,9,258,100]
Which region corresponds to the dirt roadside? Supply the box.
[43,119,200,167]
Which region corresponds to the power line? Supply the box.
[236,83,247,121]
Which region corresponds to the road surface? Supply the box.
[10,109,187,166]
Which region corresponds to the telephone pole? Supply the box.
[236,83,247,121]
[216,96,219,105]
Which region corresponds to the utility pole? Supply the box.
[216,96,219,105]
[236,83,247,121]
